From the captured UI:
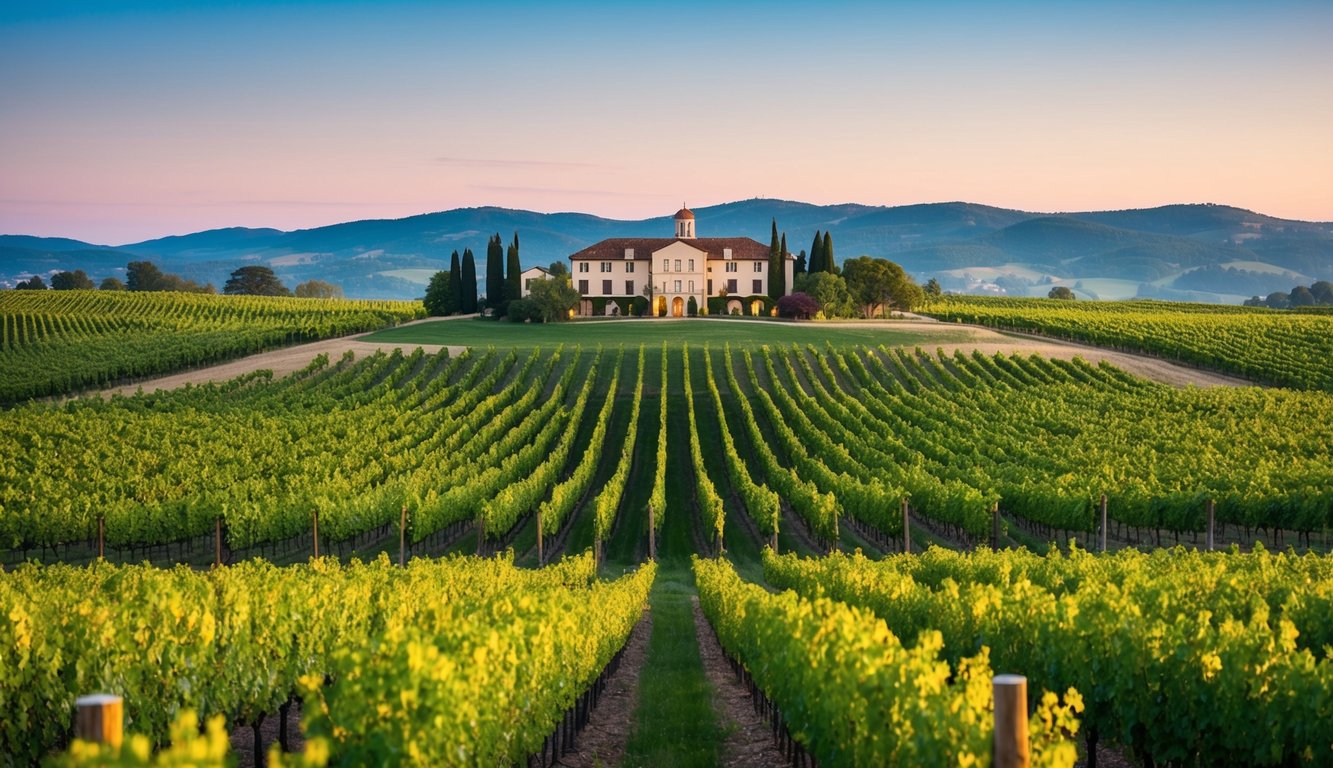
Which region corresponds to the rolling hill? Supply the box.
[3,201,1330,301]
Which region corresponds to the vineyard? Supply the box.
[4,309,1333,765]
[921,295,1333,391]
[0,290,423,403]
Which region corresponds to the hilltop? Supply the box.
[2,200,1329,301]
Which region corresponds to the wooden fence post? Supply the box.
[214,517,222,568]
[993,675,1029,768]
[312,510,320,558]
[97,516,105,561]
[75,694,123,748]
[476,517,485,557]
[648,505,657,561]
[1099,494,1108,553]
[399,506,407,567]
[902,498,911,555]
[536,506,544,565]
[991,502,1001,549]
[1206,499,1215,552]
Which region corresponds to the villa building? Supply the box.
[519,265,551,297]
[569,207,793,316]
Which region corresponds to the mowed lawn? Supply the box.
[364,317,977,348]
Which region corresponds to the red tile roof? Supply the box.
[674,207,695,220]
[570,237,771,261]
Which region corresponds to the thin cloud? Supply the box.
[467,184,675,200]
[435,157,614,171]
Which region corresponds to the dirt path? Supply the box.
[716,317,1250,388]
[555,610,652,768]
[95,317,466,398]
[691,597,788,768]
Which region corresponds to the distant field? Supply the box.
[362,317,977,348]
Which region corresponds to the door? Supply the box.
[672,297,684,317]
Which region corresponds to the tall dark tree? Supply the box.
[505,232,522,303]
[822,231,836,274]
[449,250,463,313]
[486,234,504,309]
[51,270,95,290]
[768,220,782,300]
[460,248,478,313]
[224,266,290,296]
[808,231,824,274]
[778,233,788,297]
[795,249,807,275]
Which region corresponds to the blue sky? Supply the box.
[2,1,1330,242]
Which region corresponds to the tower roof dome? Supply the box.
[673,206,695,220]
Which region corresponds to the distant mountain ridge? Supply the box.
[3,200,1330,301]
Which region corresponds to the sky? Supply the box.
[1,0,1330,244]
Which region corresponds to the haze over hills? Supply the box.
[2,200,1330,302]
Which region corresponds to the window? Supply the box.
[688,280,694,292]
[624,248,634,259]
[707,279,713,293]
[600,262,611,273]
[726,279,737,293]
[674,279,682,292]
[723,248,732,259]
[578,279,589,295]
[662,260,670,272]
[625,280,634,295]
[626,262,634,273]
[688,259,694,271]
[753,279,763,294]
[754,262,763,272]
[578,262,589,273]
[725,262,738,273]
[525,278,534,290]
[674,259,681,271]
[603,279,612,294]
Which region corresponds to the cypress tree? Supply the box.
[823,231,836,274]
[461,248,478,312]
[505,232,522,302]
[449,250,463,314]
[809,230,824,274]
[486,234,504,309]
[777,232,788,297]
[768,219,782,300]
[795,250,807,275]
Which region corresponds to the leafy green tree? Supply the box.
[460,248,478,313]
[449,250,463,312]
[99,277,125,291]
[50,270,94,290]
[1048,286,1076,300]
[924,277,942,297]
[14,275,46,290]
[794,271,853,317]
[224,266,291,296]
[486,234,504,309]
[843,256,895,318]
[1265,291,1290,309]
[126,261,166,291]
[527,274,581,322]
[505,233,522,303]
[547,261,569,278]
[424,270,454,316]
[294,279,343,298]
[1288,285,1315,307]
[687,295,699,316]
[1311,280,1333,305]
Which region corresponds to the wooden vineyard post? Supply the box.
[1099,494,1108,553]
[214,516,223,569]
[536,506,544,565]
[312,510,320,558]
[97,516,105,561]
[476,517,485,557]
[399,505,407,567]
[901,498,911,555]
[992,675,1030,768]
[1206,498,1215,552]
[75,694,123,749]
[648,505,656,561]
[991,502,1001,549]
[771,528,778,554]
[595,538,603,569]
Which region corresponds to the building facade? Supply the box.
[519,265,551,297]
[569,207,794,316]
